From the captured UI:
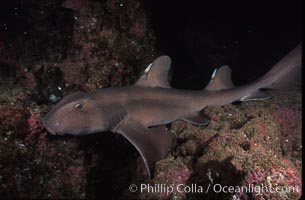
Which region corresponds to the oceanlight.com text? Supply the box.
[128,183,300,196]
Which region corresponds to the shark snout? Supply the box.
[43,121,65,135]
[42,114,62,135]
[45,126,56,135]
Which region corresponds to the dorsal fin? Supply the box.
[135,55,171,88]
[204,65,235,91]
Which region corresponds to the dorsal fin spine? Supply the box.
[211,68,217,79]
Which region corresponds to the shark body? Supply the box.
[43,44,301,178]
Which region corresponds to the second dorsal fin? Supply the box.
[135,55,171,88]
[204,65,235,91]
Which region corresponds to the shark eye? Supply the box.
[74,103,83,110]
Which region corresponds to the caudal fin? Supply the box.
[258,43,302,90]
[242,44,302,101]
[203,43,301,103]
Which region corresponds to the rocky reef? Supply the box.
[142,89,302,200]
[1,0,155,198]
[0,0,302,199]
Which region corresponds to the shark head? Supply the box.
[43,92,109,135]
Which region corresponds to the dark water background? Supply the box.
[1,0,302,89]
[144,0,302,89]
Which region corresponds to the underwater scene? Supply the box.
[0,0,301,199]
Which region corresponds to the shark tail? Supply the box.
[245,43,302,101]
[256,43,302,90]
[204,43,302,102]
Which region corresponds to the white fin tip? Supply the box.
[144,63,153,73]
[211,68,218,79]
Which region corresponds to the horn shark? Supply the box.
[43,43,302,178]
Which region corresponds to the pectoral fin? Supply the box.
[116,120,172,179]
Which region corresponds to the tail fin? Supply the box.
[242,44,302,101]
[258,43,302,89]
[204,43,301,102]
